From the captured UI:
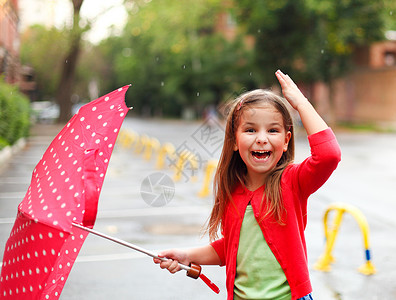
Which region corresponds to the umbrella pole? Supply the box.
[72,223,220,294]
[72,223,192,273]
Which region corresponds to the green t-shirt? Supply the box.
[234,205,292,300]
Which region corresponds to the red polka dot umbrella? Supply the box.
[0,86,130,299]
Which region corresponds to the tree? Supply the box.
[20,25,68,100]
[233,0,386,124]
[304,0,386,123]
[113,0,254,117]
[232,0,315,86]
[56,0,88,123]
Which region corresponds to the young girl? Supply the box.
[154,70,341,300]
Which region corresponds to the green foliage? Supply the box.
[20,25,69,100]
[108,0,255,117]
[0,81,31,149]
[233,0,386,84]
[306,0,386,82]
[233,0,316,85]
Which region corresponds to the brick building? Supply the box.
[311,35,396,128]
[0,0,19,84]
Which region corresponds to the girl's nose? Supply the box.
[256,133,268,144]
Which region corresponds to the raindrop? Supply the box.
[161,81,164,86]
[257,29,261,33]
[182,65,186,69]
[321,49,324,54]
[249,72,252,76]
[197,92,200,97]
[390,11,393,16]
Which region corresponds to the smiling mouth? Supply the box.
[251,150,271,160]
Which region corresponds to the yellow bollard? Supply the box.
[314,202,376,275]
[143,137,161,161]
[173,150,198,182]
[118,130,139,148]
[134,134,149,154]
[198,160,218,197]
[156,143,176,169]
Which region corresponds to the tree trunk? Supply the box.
[56,0,84,123]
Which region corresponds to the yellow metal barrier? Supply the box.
[143,137,161,161]
[118,130,139,148]
[173,150,198,182]
[156,143,176,169]
[314,202,376,275]
[198,160,218,197]
[134,134,149,154]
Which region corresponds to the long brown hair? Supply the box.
[207,89,295,241]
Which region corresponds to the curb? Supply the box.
[0,138,27,166]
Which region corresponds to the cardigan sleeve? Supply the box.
[295,128,341,199]
[210,238,226,266]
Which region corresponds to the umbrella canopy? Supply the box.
[0,86,130,299]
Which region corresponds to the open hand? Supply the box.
[275,70,308,110]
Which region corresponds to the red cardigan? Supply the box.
[211,128,341,300]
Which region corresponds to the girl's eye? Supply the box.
[269,128,279,133]
[245,128,255,133]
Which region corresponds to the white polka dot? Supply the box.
[80,117,85,121]
[92,107,97,111]
[98,115,103,119]
[105,96,109,101]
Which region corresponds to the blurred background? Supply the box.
[1,0,396,138]
[1,1,396,299]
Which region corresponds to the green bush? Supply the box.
[0,80,31,149]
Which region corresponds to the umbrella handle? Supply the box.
[186,262,201,279]
[72,223,220,293]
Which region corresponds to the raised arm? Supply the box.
[275,70,328,135]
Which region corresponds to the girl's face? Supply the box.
[234,103,291,188]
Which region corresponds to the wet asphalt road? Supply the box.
[0,117,395,300]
